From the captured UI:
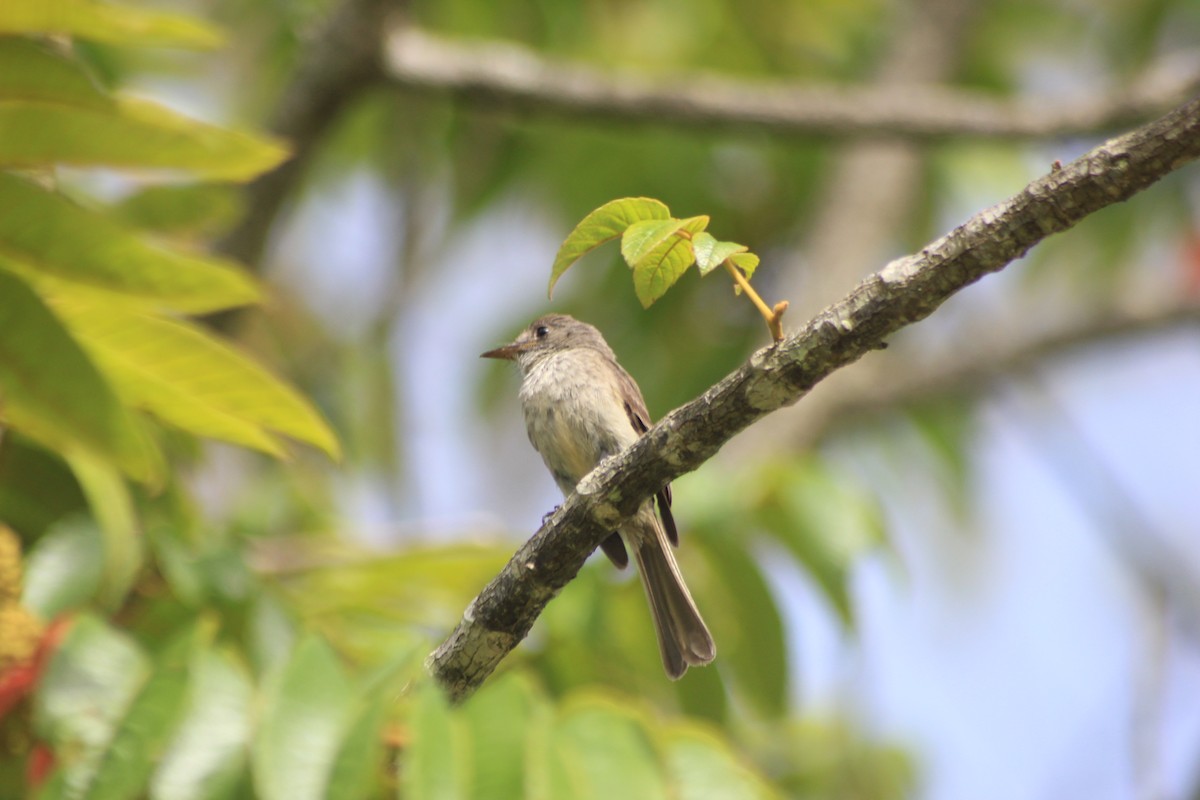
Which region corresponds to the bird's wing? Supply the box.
[615,361,679,547]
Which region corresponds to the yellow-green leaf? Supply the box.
[729,252,759,281]
[630,216,709,308]
[549,197,670,298]
[51,297,341,460]
[620,215,709,268]
[112,183,244,239]
[0,96,288,179]
[691,232,748,276]
[0,0,223,49]
[0,37,111,110]
[0,173,260,313]
[0,270,161,485]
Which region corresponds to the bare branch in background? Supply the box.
[427,97,1200,702]
[385,26,1199,141]
[218,0,402,269]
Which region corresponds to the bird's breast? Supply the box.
[518,351,635,491]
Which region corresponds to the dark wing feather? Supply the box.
[599,533,629,568]
[616,362,679,547]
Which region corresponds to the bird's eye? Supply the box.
[535,325,549,339]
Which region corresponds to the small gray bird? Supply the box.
[482,313,715,679]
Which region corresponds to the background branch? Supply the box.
[386,26,1199,141]
[217,0,401,269]
[426,96,1200,702]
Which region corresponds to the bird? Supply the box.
[481,313,715,679]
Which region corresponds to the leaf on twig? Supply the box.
[549,197,670,298]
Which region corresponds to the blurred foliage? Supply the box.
[1,0,1196,795]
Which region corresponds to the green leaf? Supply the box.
[404,681,469,800]
[85,630,197,800]
[665,723,780,800]
[463,673,541,799]
[550,694,667,800]
[0,97,288,179]
[51,297,341,460]
[325,694,389,800]
[0,37,111,110]
[0,432,87,537]
[630,216,709,308]
[63,451,143,610]
[692,528,788,719]
[112,183,244,238]
[691,232,749,276]
[729,252,760,289]
[0,270,161,484]
[21,519,104,618]
[0,0,223,49]
[755,460,888,627]
[152,649,253,800]
[254,636,356,800]
[548,197,671,298]
[34,615,151,798]
[0,174,260,313]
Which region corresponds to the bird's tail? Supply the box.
[631,519,715,680]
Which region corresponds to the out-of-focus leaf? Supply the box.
[21,519,104,618]
[665,723,780,800]
[85,629,196,800]
[52,297,341,460]
[0,38,110,110]
[0,174,259,313]
[152,648,253,800]
[63,451,142,610]
[755,460,888,627]
[112,183,244,238]
[34,615,150,797]
[907,397,975,520]
[691,232,748,276]
[0,0,223,48]
[325,693,390,800]
[691,527,787,719]
[404,681,469,800]
[0,433,86,537]
[463,672,541,799]
[550,694,666,800]
[253,635,355,800]
[673,653,729,726]
[631,215,710,308]
[0,97,286,178]
[0,270,161,485]
[549,197,671,298]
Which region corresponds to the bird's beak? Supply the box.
[480,342,524,360]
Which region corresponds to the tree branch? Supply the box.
[386,26,1199,141]
[427,96,1200,702]
[218,0,402,269]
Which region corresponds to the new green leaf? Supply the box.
[620,215,709,268]
[691,232,749,276]
[549,197,670,298]
[630,215,709,308]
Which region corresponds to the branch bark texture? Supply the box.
[428,96,1200,702]
[386,26,1198,141]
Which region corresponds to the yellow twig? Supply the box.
[723,260,787,342]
